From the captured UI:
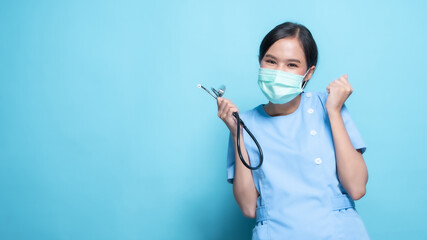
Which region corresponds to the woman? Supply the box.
[217,22,370,239]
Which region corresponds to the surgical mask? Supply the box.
[258,68,310,104]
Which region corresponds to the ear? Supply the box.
[303,65,316,82]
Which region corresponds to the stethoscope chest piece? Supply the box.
[197,84,225,99]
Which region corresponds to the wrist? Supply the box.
[327,108,342,117]
[231,129,244,140]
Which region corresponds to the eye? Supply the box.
[266,59,276,64]
[288,63,298,68]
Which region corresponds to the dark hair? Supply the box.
[259,22,318,70]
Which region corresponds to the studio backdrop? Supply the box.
[1,0,426,239]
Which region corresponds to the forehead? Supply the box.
[265,37,305,62]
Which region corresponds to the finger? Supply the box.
[343,74,348,80]
[221,104,231,119]
[336,78,352,92]
[333,79,350,91]
[217,98,227,117]
[328,81,339,90]
[335,79,347,88]
[218,100,228,118]
[340,75,353,92]
[222,101,235,119]
[338,76,349,85]
[334,79,343,84]
[226,107,238,122]
[328,81,344,94]
[216,97,223,109]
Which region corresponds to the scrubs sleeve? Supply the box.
[226,133,235,184]
[340,104,367,154]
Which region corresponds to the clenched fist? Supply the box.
[326,74,353,113]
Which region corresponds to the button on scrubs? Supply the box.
[227,92,370,240]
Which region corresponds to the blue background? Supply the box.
[1,0,426,239]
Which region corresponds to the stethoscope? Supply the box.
[198,84,263,170]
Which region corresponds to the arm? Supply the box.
[231,132,259,218]
[217,97,258,218]
[326,75,368,201]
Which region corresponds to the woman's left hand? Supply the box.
[326,74,353,113]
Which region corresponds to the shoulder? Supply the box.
[239,104,263,118]
[238,105,265,124]
[303,91,328,110]
[303,91,328,102]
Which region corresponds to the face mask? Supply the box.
[258,68,310,104]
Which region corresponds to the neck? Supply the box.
[264,94,302,116]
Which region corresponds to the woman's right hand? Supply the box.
[216,97,239,136]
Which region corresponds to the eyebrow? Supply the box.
[264,54,301,63]
[265,54,278,60]
[287,59,301,63]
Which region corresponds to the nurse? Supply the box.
[217,22,370,239]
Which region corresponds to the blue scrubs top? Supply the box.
[227,92,370,240]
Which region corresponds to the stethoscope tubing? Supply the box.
[232,112,263,170]
[198,84,264,170]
